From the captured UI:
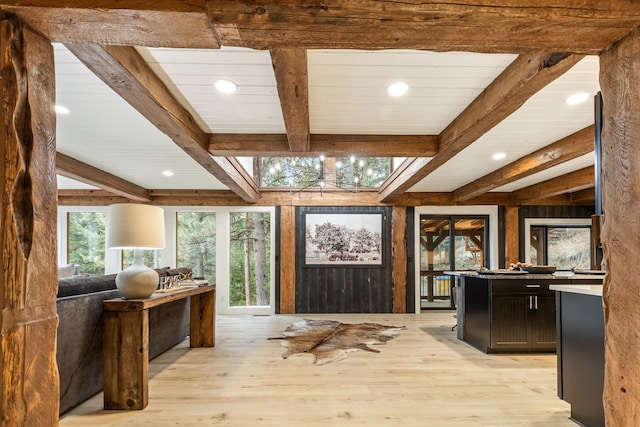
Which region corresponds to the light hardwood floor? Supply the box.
[60,312,573,426]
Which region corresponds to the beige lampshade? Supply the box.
[106,204,166,249]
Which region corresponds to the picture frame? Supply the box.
[303,212,383,266]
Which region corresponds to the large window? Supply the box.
[527,220,591,270]
[176,212,216,284]
[260,157,391,189]
[66,211,106,276]
[229,211,271,307]
[58,206,276,314]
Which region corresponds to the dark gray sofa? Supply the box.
[57,267,192,414]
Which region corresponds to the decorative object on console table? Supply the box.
[106,204,166,299]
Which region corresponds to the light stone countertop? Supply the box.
[445,271,604,281]
[549,284,603,297]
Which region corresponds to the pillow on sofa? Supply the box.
[58,264,75,279]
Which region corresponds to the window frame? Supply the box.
[524,218,592,269]
[58,206,120,275]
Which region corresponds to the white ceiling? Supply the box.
[54,44,600,194]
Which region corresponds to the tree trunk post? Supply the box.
[0,15,59,425]
[599,26,640,426]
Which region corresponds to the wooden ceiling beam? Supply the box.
[56,153,151,202]
[57,190,132,206]
[570,187,596,204]
[209,134,439,157]
[57,187,588,207]
[207,1,640,54]
[3,2,639,52]
[452,125,595,202]
[63,43,259,203]
[516,194,574,206]
[2,2,219,48]
[270,48,310,152]
[512,166,595,202]
[378,52,583,202]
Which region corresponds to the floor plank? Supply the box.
[60,312,573,426]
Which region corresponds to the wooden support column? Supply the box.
[103,310,149,410]
[279,206,296,313]
[190,289,215,347]
[505,206,520,266]
[392,207,407,313]
[599,26,640,425]
[0,16,59,425]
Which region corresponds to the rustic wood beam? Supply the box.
[392,207,407,313]
[512,166,595,202]
[206,1,640,54]
[58,190,132,206]
[570,187,595,203]
[270,48,310,152]
[0,16,59,424]
[600,25,640,424]
[378,52,583,202]
[58,187,589,207]
[516,194,575,206]
[452,125,595,202]
[63,43,259,203]
[2,2,219,48]
[2,1,639,52]
[56,152,151,202]
[505,206,520,265]
[209,134,439,157]
[280,205,296,314]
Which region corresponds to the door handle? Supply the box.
[528,295,533,309]
[534,295,538,310]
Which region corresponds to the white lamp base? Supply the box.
[115,248,159,299]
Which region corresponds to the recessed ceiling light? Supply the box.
[162,170,174,177]
[492,152,506,160]
[565,92,590,106]
[55,105,69,114]
[214,79,237,94]
[387,82,409,97]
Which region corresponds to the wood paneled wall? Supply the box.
[294,207,393,313]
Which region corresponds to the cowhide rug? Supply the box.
[268,318,405,365]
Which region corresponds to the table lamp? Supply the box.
[106,203,166,298]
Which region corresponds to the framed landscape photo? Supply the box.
[304,212,383,266]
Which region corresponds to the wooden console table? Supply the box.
[102,284,216,410]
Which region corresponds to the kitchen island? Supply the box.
[455,272,602,353]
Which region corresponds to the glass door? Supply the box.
[419,215,489,310]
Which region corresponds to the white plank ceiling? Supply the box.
[55,44,600,194]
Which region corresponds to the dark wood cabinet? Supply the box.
[458,274,601,353]
[530,294,556,348]
[491,292,556,351]
[555,289,605,427]
[491,294,529,347]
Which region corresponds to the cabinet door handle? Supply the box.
[529,295,533,309]
[526,284,541,288]
[534,295,538,310]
